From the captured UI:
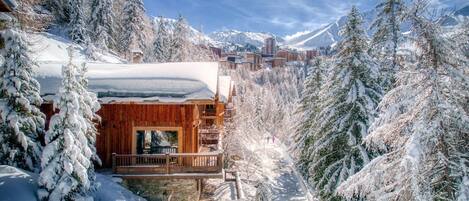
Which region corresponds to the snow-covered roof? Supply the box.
[36,62,223,103]
[218,76,233,102]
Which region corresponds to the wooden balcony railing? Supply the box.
[112,152,223,175]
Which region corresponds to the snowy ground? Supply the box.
[202,138,316,201]
[0,165,145,201]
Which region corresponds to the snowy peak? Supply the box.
[439,5,469,27]
[284,10,375,50]
[209,30,283,48]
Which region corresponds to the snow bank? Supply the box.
[0,165,38,201]
[29,32,125,64]
[0,165,145,201]
[94,174,146,201]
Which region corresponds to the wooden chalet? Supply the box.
[37,62,235,179]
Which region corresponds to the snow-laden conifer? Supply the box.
[370,0,406,91]
[89,0,115,50]
[170,15,190,62]
[77,63,101,192]
[122,0,146,52]
[69,0,88,44]
[38,47,94,201]
[46,0,72,24]
[305,6,382,200]
[153,16,172,63]
[0,29,45,172]
[292,57,326,173]
[337,1,469,200]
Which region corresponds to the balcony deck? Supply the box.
[112,152,224,179]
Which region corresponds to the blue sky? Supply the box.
[143,0,467,36]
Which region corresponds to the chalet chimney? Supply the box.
[130,49,143,63]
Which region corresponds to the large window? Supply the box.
[135,129,178,154]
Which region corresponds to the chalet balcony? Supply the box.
[199,126,221,145]
[112,152,224,179]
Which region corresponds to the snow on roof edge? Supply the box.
[36,62,222,103]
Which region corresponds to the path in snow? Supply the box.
[202,138,315,201]
[255,138,315,201]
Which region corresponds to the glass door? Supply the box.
[135,129,179,154]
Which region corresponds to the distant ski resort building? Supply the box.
[263,37,277,56]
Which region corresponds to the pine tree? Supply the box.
[170,15,190,62]
[46,0,72,24]
[122,0,146,53]
[370,0,406,91]
[77,63,101,192]
[337,1,469,200]
[0,29,45,172]
[38,47,94,201]
[69,0,88,44]
[153,16,171,63]
[89,0,115,50]
[305,6,382,200]
[293,57,325,174]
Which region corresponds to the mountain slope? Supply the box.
[209,30,283,48]
[285,5,469,50]
[440,5,469,27]
[284,10,375,50]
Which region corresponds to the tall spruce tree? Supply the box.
[338,1,469,200]
[153,16,172,63]
[122,0,146,53]
[69,0,88,44]
[46,0,72,24]
[38,47,94,201]
[293,57,326,174]
[305,6,382,200]
[170,15,190,62]
[89,0,115,50]
[370,0,405,91]
[77,63,101,192]
[0,29,45,172]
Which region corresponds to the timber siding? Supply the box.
[96,104,200,167]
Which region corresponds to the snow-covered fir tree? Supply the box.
[293,57,326,173]
[370,0,406,91]
[46,0,72,24]
[0,29,45,172]
[89,0,115,50]
[153,16,172,63]
[38,47,94,201]
[170,15,190,62]
[304,6,382,200]
[337,1,469,200]
[122,0,146,54]
[77,63,101,192]
[68,0,88,44]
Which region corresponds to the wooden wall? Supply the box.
[41,103,201,168]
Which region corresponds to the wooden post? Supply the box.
[217,152,223,172]
[166,153,170,174]
[235,171,245,199]
[111,153,116,173]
